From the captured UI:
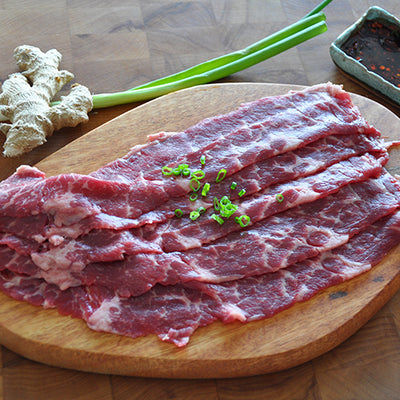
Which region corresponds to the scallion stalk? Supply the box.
[124,12,327,93]
[90,7,329,109]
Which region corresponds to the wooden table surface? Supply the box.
[1,0,400,399]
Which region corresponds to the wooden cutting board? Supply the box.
[1,83,400,379]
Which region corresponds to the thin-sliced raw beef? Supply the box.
[0,132,386,244]
[1,209,399,347]
[0,83,399,348]
[91,83,378,183]
[10,170,399,295]
[18,152,386,281]
[0,84,379,233]
[134,133,387,227]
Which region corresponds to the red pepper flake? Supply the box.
[341,19,400,86]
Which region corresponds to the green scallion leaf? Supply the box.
[213,197,220,211]
[182,168,191,176]
[190,178,201,192]
[175,209,184,218]
[220,203,238,218]
[189,192,198,201]
[197,206,206,214]
[238,189,246,197]
[216,169,227,183]
[276,193,284,202]
[202,182,210,196]
[191,170,205,180]
[235,215,251,228]
[230,182,237,190]
[211,213,225,225]
[172,167,182,176]
[162,166,173,176]
[190,210,200,221]
[89,6,330,109]
[220,195,230,206]
[200,155,206,165]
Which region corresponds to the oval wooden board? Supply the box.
[1,83,400,379]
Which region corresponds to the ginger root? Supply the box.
[0,45,93,157]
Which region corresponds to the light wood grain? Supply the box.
[1,0,400,398]
[0,83,399,380]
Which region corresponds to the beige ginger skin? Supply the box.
[0,45,93,157]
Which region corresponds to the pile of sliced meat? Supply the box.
[1,82,400,347]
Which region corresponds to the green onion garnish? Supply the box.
[191,170,205,180]
[230,182,237,190]
[201,183,210,196]
[220,203,238,218]
[216,169,227,183]
[190,178,201,192]
[175,209,184,217]
[198,206,206,214]
[190,210,200,221]
[211,213,225,225]
[220,195,230,206]
[238,189,246,197]
[172,167,182,176]
[162,166,173,175]
[182,168,191,176]
[276,193,284,202]
[200,155,206,165]
[213,197,220,211]
[189,193,198,201]
[236,215,251,227]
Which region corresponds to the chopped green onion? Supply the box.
[238,189,246,197]
[276,193,284,203]
[162,166,173,175]
[172,167,182,176]
[190,210,200,221]
[202,182,210,196]
[200,155,206,165]
[236,215,251,228]
[174,209,184,218]
[211,213,225,225]
[213,197,220,211]
[88,5,330,109]
[190,178,201,192]
[219,195,230,206]
[216,169,227,183]
[197,206,206,214]
[220,203,238,218]
[191,170,205,180]
[230,182,237,190]
[189,192,198,201]
[182,168,191,176]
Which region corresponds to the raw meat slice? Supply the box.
[153,152,387,252]
[91,83,377,183]
[0,83,398,349]
[0,84,379,231]
[22,152,386,283]
[1,209,399,347]
[0,132,386,243]
[134,133,387,227]
[8,170,399,295]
